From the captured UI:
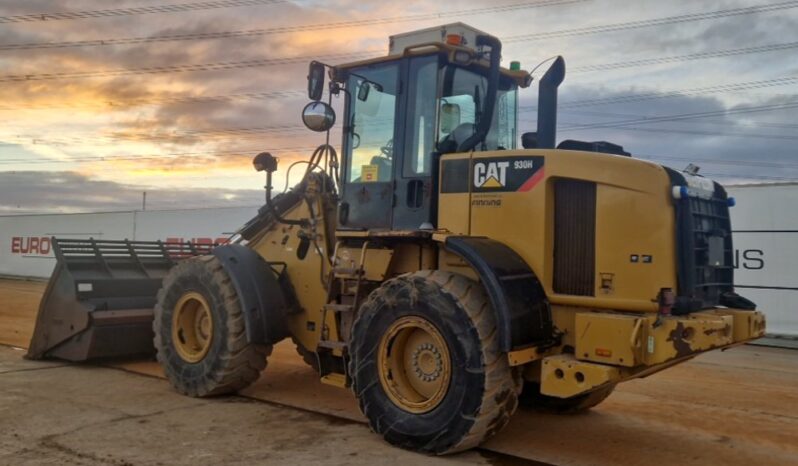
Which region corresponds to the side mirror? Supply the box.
[307,61,325,101]
[440,103,461,134]
[357,82,370,102]
[302,101,336,132]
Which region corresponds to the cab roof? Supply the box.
[332,43,533,88]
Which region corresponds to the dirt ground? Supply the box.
[0,346,529,466]
[1,278,797,466]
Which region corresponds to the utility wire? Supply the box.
[0,1,792,83]
[5,77,797,148]
[0,51,379,83]
[0,0,287,24]
[0,0,788,52]
[637,154,798,170]
[558,101,798,131]
[0,90,306,111]
[556,108,798,130]
[564,123,798,140]
[569,41,798,73]
[0,146,316,165]
[519,76,798,110]
[0,0,581,50]
[504,0,798,42]
[2,70,796,114]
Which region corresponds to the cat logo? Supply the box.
[473,161,509,188]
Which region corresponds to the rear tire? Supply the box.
[349,271,521,454]
[519,382,615,414]
[154,255,271,397]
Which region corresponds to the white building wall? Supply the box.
[0,206,258,279]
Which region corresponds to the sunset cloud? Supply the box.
[1,0,796,213]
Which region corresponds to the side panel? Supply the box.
[248,198,332,354]
[444,236,553,352]
[464,149,677,312]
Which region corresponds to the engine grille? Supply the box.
[677,195,734,309]
[553,179,596,296]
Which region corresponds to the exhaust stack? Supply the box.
[536,56,566,149]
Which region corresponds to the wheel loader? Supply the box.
[28,23,766,454]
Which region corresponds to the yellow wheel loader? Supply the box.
[28,23,765,454]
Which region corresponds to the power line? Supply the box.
[552,109,798,129]
[5,76,796,148]
[3,69,796,115]
[0,51,379,83]
[637,154,798,170]
[0,90,306,111]
[556,108,798,130]
[565,124,798,140]
[0,0,286,24]
[702,172,798,181]
[0,1,790,84]
[519,76,798,110]
[504,0,798,42]
[570,41,798,73]
[0,0,581,50]
[0,146,316,165]
[558,101,798,131]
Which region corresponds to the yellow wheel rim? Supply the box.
[172,291,213,363]
[378,316,451,414]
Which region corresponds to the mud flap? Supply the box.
[26,238,207,361]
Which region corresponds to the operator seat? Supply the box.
[437,122,475,154]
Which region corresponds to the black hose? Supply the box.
[264,143,338,227]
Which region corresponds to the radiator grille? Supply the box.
[553,179,596,296]
[678,195,734,307]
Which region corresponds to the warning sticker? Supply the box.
[361,164,379,182]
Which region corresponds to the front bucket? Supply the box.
[26,238,209,361]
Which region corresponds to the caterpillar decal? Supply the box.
[441,156,545,194]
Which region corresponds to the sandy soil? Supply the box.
[1,278,796,466]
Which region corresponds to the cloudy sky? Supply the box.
[0,0,796,213]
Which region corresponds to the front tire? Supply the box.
[349,271,521,454]
[154,255,271,397]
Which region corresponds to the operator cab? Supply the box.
[329,24,531,231]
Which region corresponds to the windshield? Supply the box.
[439,65,517,152]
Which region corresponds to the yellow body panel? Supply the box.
[249,199,333,355]
[439,148,677,313]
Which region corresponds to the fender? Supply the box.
[212,244,295,345]
[445,236,553,352]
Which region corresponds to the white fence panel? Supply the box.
[728,183,798,338]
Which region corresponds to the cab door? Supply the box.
[339,61,402,230]
[392,55,439,230]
